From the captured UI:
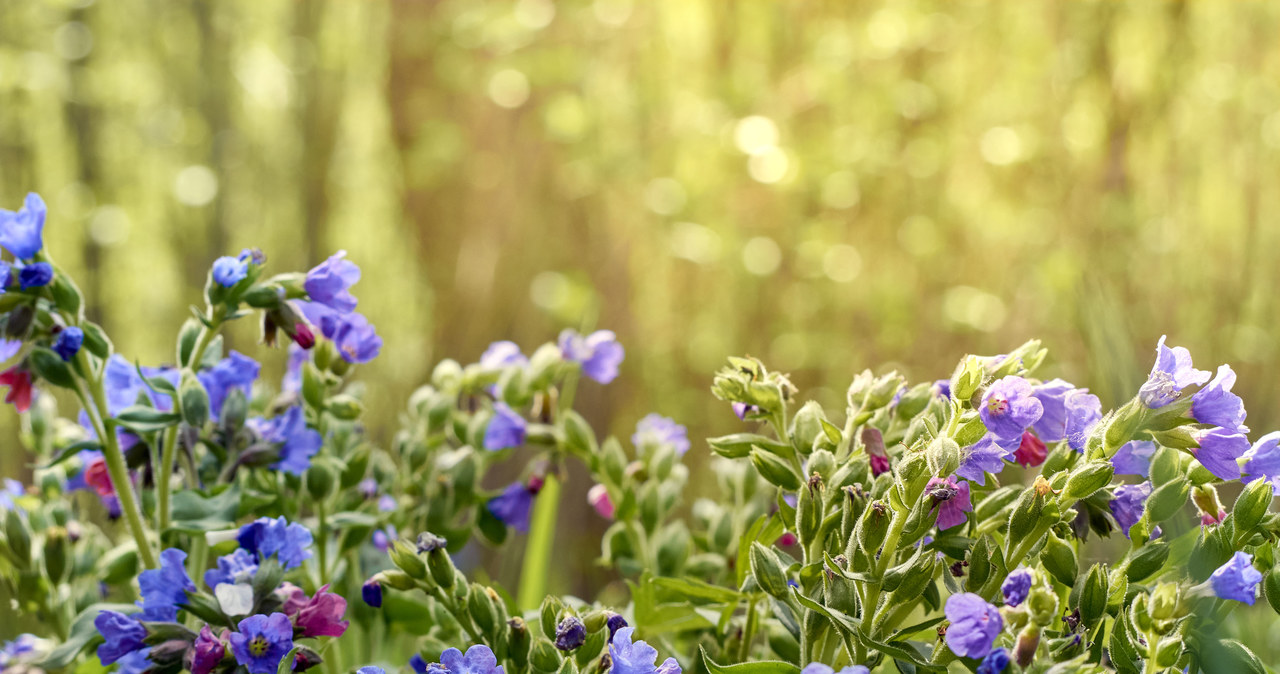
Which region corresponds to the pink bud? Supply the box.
[587,484,615,520]
[276,582,309,616]
[296,584,350,637]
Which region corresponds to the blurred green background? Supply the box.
[3,0,1280,652]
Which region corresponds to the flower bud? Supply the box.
[390,539,428,579]
[1027,585,1059,627]
[467,583,500,634]
[529,639,562,673]
[98,545,139,584]
[856,501,891,557]
[562,410,598,457]
[925,436,961,477]
[750,542,791,599]
[806,449,836,482]
[1079,564,1109,626]
[178,370,210,428]
[362,578,383,607]
[220,387,249,432]
[887,551,936,605]
[326,394,363,421]
[508,618,532,668]
[1155,636,1181,668]
[749,449,801,490]
[949,355,986,402]
[1264,568,1280,616]
[4,508,30,566]
[339,446,370,490]
[1147,481,1190,523]
[554,616,586,651]
[378,569,417,591]
[790,401,827,454]
[42,525,69,582]
[1039,533,1077,587]
[1233,478,1274,534]
[1063,461,1114,501]
[1103,399,1146,453]
[1148,582,1183,623]
[795,474,824,548]
[1125,542,1170,583]
[305,461,335,502]
[1013,625,1040,668]
[427,546,457,590]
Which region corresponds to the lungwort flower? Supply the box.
[799,665,870,674]
[427,644,506,674]
[608,627,681,674]
[1001,568,1034,607]
[212,256,249,288]
[980,376,1044,443]
[228,613,294,674]
[484,403,527,450]
[559,329,625,384]
[487,482,536,532]
[94,610,146,665]
[632,413,690,456]
[236,517,314,569]
[480,340,527,368]
[927,476,972,530]
[1211,551,1263,605]
[251,406,322,476]
[1108,482,1153,539]
[944,593,1003,659]
[1139,335,1210,408]
[204,549,259,591]
[957,435,1013,485]
[295,584,349,637]
[0,193,46,260]
[52,327,83,362]
[305,250,361,313]
[1064,390,1101,452]
[1112,440,1157,477]
[1011,432,1046,468]
[18,262,52,290]
[1190,428,1248,481]
[199,351,260,419]
[190,626,226,674]
[136,548,196,621]
[1190,364,1248,433]
[1030,379,1075,443]
[0,366,32,413]
[1244,432,1280,494]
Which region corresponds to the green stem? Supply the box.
[80,351,158,569]
[737,596,758,662]
[517,473,561,611]
[156,312,223,536]
[864,506,909,635]
[317,499,329,583]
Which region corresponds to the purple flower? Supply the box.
[588,483,615,519]
[555,616,587,651]
[0,634,38,669]
[52,327,84,362]
[94,610,146,665]
[237,516,314,570]
[1191,364,1248,433]
[1109,482,1152,538]
[487,482,536,532]
[0,193,46,260]
[373,525,398,552]
[480,341,527,368]
[360,668,387,674]
[199,351,260,419]
[1030,379,1075,442]
[956,434,1015,485]
[980,376,1044,443]
[732,402,758,420]
[608,627,680,674]
[0,478,22,512]
[428,645,506,674]
[362,578,382,607]
[1211,551,1262,605]
[1064,390,1101,452]
[305,250,361,313]
[191,625,226,674]
[282,343,310,393]
[1244,432,1280,494]
[252,406,321,476]
[944,593,1003,659]
[1112,441,1157,477]
[932,379,952,399]
[296,584,349,638]
[1139,335,1210,409]
[229,613,294,674]
[116,648,152,674]
[104,355,178,414]
[378,495,397,512]
[484,403,527,450]
[927,476,973,530]
[212,256,249,288]
[330,311,382,363]
[18,262,53,290]
[0,338,22,363]
[800,666,870,674]
[203,548,259,590]
[1001,568,1033,607]
[0,261,9,292]
[632,414,691,456]
[977,648,1010,674]
[1191,428,1248,481]
[136,548,196,621]
[559,329,625,384]
[411,655,429,674]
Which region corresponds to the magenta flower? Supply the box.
[927,476,972,530]
[275,582,309,616]
[1011,432,1046,468]
[190,625,226,674]
[944,592,1003,659]
[588,483,615,519]
[980,376,1044,443]
[1139,335,1210,409]
[295,584,349,637]
[1191,364,1248,433]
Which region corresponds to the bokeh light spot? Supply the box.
[488,69,530,109]
[174,166,218,207]
[742,237,782,276]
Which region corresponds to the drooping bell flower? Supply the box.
[863,427,892,476]
[199,351,260,419]
[18,262,53,290]
[295,584,349,638]
[1108,482,1152,539]
[732,402,758,420]
[943,593,1003,659]
[251,406,321,476]
[480,341,527,369]
[1244,432,1280,494]
[236,516,314,570]
[53,327,84,362]
[189,626,226,674]
[84,458,115,497]
[304,251,361,313]
[1029,379,1075,442]
[0,193,46,260]
[1063,390,1101,452]
[487,482,536,532]
[1112,440,1157,477]
[926,476,972,530]
[956,434,1014,485]
[136,548,196,621]
[1011,432,1046,468]
[274,583,309,616]
[1210,552,1263,605]
[1001,568,1034,607]
[1190,428,1248,481]
[94,610,146,665]
[0,366,33,412]
[484,403,527,451]
[1190,364,1248,433]
[1139,335,1210,409]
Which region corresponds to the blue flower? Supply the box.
[480,341,527,368]
[1211,551,1262,605]
[944,593,1003,659]
[251,406,321,476]
[487,482,535,533]
[1244,432,1280,494]
[199,351,260,418]
[1001,568,1033,607]
[0,633,38,669]
[212,256,249,288]
[977,647,1010,674]
[137,548,196,621]
[1191,428,1248,481]
[94,610,146,664]
[0,478,25,511]
[1064,390,1101,452]
[305,250,361,313]
[1191,364,1248,433]
[632,414,691,456]
[956,434,1015,486]
[559,329,625,384]
[410,654,429,674]
[299,302,382,363]
[0,338,21,364]
[0,193,46,260]
[484,403,527,451]
[932,379,952,399]
[555,616,587,651]
[18,262,52,290]
[800,665,869,674]
[1139,335,1210,409]
[608,627,680,674]
[1112,440,1157,477]
[203,548,259,590]
[116,647,152,674]
[282,343,310,393]
[362,578,382,607]
[1029,379,1075,443]
[427,645,505,674]
[228,613,294,674]
[237,516,313,570]
[359,668,387,674]
[980,376,1043,443]
[53,327,84,362]
[1109,482,1152,539]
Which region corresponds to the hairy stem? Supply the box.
[517,472,561,610]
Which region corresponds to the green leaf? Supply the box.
[700,647,799,674]
[113,405,182,433]
[328,511,379,528]
[38,603,138,669]
[627,574,717,634]
[707,433,792,459]
[278,647,303,674]
[736,514,784,586]
[651,576,743,604]
[29,347,75,388]
[168,485,242,533]
[42,440,103,468]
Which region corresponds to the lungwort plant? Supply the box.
[0,191,1276,674]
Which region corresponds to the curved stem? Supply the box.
[156,310,223,535]
[516,472,561,611]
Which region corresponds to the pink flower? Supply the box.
[188,625,226,674]
[588,484,615,520]
[1012,431,1046,468]
[926,476,972,530]
[295,584,349,637]
[0,366,32,413]
[864,428,892,477]
[276,582,309,616]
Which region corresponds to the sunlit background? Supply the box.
[3,0,1280,652]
